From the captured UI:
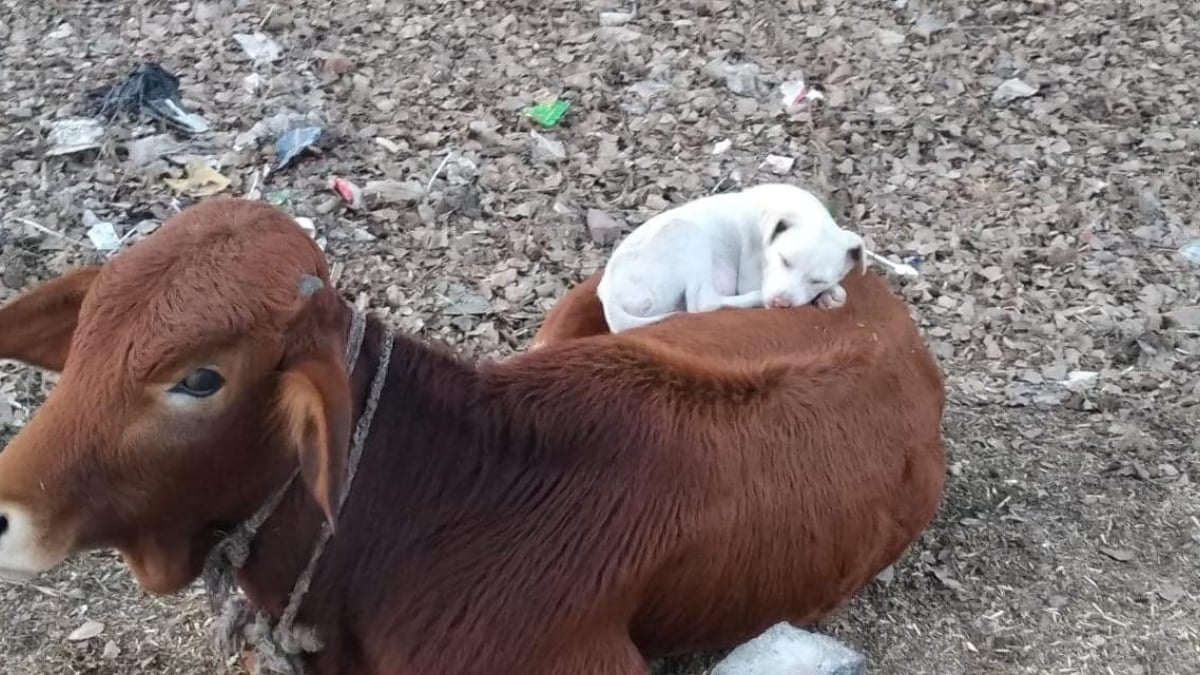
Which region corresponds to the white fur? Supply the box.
[596,183,864,334]
[0,503,62,583]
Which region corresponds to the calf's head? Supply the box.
[0,199,353,593]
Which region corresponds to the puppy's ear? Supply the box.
[760,210,788,244]
[844,230,867,275]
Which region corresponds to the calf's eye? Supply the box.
[170,367,225,398]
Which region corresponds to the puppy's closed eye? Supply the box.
[779,254,792,269]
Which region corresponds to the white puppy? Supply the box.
[597,183,865,334]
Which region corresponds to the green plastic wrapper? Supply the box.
[524,99,570,128]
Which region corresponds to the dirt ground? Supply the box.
[1,0,1198,673]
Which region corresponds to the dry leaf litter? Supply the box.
[0,1,1198,674]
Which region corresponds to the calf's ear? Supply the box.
[0,266,102,371]
[276,351,352,530]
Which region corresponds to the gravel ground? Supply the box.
[1,1,1198,674]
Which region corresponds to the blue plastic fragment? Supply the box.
[1180,240,1200,265]
[274,126,323,169]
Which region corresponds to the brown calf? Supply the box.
[0,198,946,675]
[527,271,608,350]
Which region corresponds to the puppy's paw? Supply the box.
[816,285,847,310]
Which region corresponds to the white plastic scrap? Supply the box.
[82,210,122,252]
[780,77,825,112]
[712,622,866,675]
[1178,239,1200,264]
[86,222,122,252]
[865,250,920,277]
[993,77,1038,104]
[233,32,283,65]
[45,118,105,156]
[761,154,796,175]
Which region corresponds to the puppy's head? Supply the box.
[759,207,864,309]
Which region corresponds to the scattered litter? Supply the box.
[233,32,283,65]
[1178,239,1200,264]
[242,73,263,94]
[586,209,623,246]
[530,130,567,162]
[163,162,231,197]
[780,76,825,112]
[293,216,318,239]
[67,620,105,642]
[234,110,324,151]
[82,210,122,252]
[265,189,293,206]
[524,99,571,128]
[993,77,1039,104]
[711,622,866,675]
[293,217,326,251]
[444,287,491,316]
[713,139,732,155]
[44,118,105,156]
[102,641,120,660]
[865,251,920,277]
[124,134,182,167]
[329,176,363,209]
[274,126,323,170]
[86,62,209,135]
[703,60,764,96]
[599,11,635,26]
[363,179,425,204]
[441,154,478,186]
[760,154,795,175]
[1060,371,1099,388]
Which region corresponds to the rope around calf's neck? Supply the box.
[202,310,394,675]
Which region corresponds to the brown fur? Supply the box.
[528,271,609,349]
[0,198,946,675]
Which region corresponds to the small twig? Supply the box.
[9,217,88,248]
[710,171,732,195]
[427,150,455,194]
[257,5,276,31]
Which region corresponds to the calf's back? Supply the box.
[506,270,945,657]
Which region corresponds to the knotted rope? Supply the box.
[201,310,394,674]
